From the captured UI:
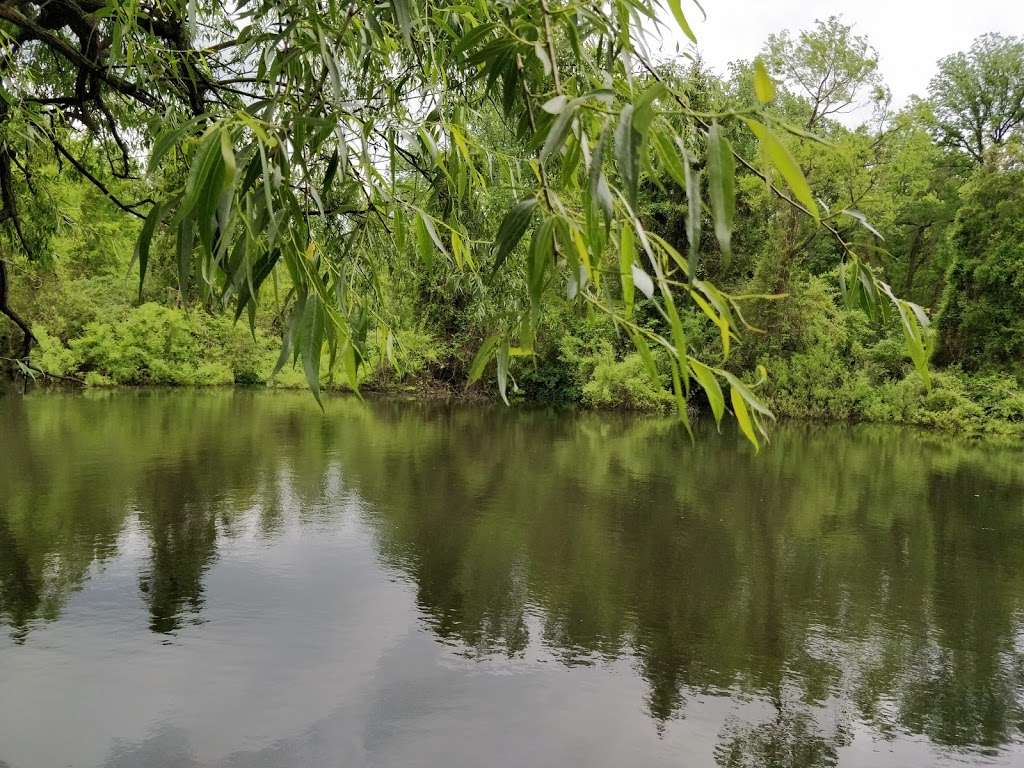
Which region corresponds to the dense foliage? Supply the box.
[934,167,1024,371]
[1,3,1022,442]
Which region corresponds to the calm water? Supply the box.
[2,391,1024,768]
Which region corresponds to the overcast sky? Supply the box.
[660,0,1023,109]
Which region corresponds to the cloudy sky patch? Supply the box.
[660,0,1023,107]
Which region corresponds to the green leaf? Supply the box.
[632,82,666,134]
[690,358,724,428]
[666,299,688,392]
[392,0,414,48]
[614,104,640,206]
[620,225,635,319]
[667,0,697,43]
[653,129,687,189]
[534,42,552,76]
[415,212,434,266]
[528,217,556,310]
[753,58,775,103]
[341,340,359,392]
[682,145,700,277]
[417,211,448,257]
[841,208,884,240]
[134,201,164,301]
[706,121,735,265]
[183,130,224,216]
[453,22,496,58]
[632,264,654,299]
[589,129,614,230]
[541,95,569,114]
[393,207,407,254]
[720,371,775,421]
[744,118,819,220]
[323,149,340,193]
[467,333,500,386]
[301,295,325,409]
[730,385,758,452]
[496,343,510,405]
[629,330,660,387]
[670,359,693,437]
[540,100,578,161]
[233,249,280,324]
[149,123,186,175]
[219,127,237,179]
[176,215,194,290]
[492,197,538,274]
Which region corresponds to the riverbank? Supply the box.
[8,370,1023,445]
[5,297,1022,443]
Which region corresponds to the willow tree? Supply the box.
[0,0,932,448]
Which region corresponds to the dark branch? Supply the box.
[47,135,152,219]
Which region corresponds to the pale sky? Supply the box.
[660,0,1023,109]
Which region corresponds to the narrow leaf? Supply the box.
[492,197,538,273]
[614,105,640,206]
[667,0,697,43]
[690,358,724,428]
[744,118,819,220]
[706,122,735,265]
[541,101,578,161]
[496,343,510,405]
[467,334,500,385]
[682,145,701,277]
[392,0,414,48]
[753,58,775,103]
[730,385,759,452]
[135,201,164,301]
[620,226,635,318]
[631,264,654,299]
[630,330,660,387]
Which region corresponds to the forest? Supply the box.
[0,3,1022,444]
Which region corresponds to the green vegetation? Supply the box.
[0,1,1022,443]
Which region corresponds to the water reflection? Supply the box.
[1,390,1024,766]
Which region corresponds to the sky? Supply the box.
[660,0,1023,110]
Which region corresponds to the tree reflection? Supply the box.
[714,700,844,768]
[2,391,1024,753]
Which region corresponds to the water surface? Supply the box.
[2,390,1024,767]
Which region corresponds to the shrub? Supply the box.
[581,344,674,411]
[40,303,277,386]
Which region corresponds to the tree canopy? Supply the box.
[929,33,1024,163]
[0,1,984,448]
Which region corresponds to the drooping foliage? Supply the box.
[0,0,939,449]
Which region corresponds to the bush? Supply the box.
[737,271,1024,439]
[581,344,674,411]
[361,328,446,389]
[33,303,277,386]
[32,326,79,377]
[865,338,910,381]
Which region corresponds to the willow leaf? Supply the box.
[493,197,538,274]
[744,118,819,220]
[706,122,735,265]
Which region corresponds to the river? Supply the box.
[1,390,1023,767]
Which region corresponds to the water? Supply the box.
[2,391,1024,768]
